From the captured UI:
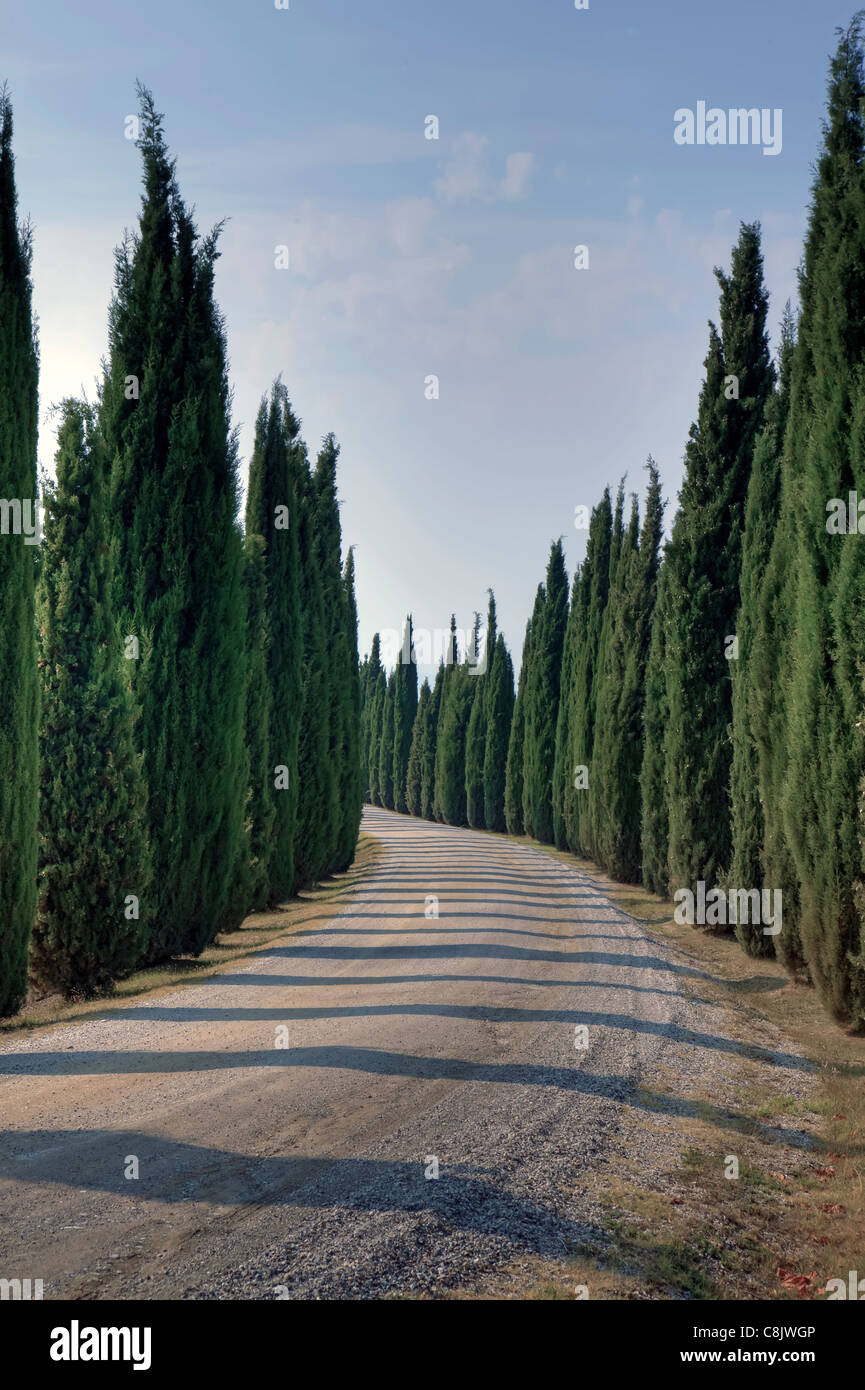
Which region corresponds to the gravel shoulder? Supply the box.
[0,808,818,1300]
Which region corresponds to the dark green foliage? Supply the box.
[730,308,794,955]
[242,529,273,912]
[504,614,533,836]
[465,592,497,829]
[294,453,332,886]
[778,18,865,1023]
[521,585,546,838]
[369,665,386,806]
[245,381,303,905]
[524,543,568,844]
[392,616,418,813]
[483,634,515,832]
[406,679,430,816]
[0,89,38,1016]
[433,618,458,822]
[552,570,580,850]
[566,490,613,855]
[102,88,247,958]
[434,618,474,826]
[664,224,773,896]
[591,462,664,882]
[362,634,383,804]
[313,433,346,868]
[640,556,672,895]
[422,663,444,820]
[378,672,396,810]
[336,548,363,869]
[32,403,150,997]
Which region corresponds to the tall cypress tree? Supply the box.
[730,307,795,954]
[781,18,865,1022]
[521,585,546,838]
[433,618,458,821]
[483,633,515,832]
[504,615,532,835]
[664,224,773,895]
[422,661,444,820]
[32,402,150,996]
[363,634,383,803]
[392,615,418,813]
[567,490,613,854]
[465,591,497,829]
[552,569,580,849]
[102,87,247,958]
[378,671,396,810]
[0,88,38,1016]
[369,664,386,806]
[640,556,672,895]
[294,450,332,885]
[591,463,663,882]
[242,528,273,912]
[525,541,568,845]
[406,679,430,816]
[313,432,345,869]
[245,381,303,905]
[335,548,363,869]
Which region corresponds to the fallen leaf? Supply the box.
[815,1166,835,1179]
[821,1203,845,1215]
[777,1266,816,1293]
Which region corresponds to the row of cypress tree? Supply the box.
[361,598,516,833]
[363,18,865,1031]
[0,87,362,1016]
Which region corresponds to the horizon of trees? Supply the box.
[0,85,362,1017]
[362,16,865,1034]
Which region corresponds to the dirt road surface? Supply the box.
[0,808,814,1299]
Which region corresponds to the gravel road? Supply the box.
[0,808,815,1300]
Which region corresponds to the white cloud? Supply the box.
[434,132,534,204]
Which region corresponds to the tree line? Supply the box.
[0,86,362,1017]
[363,17,865,1032]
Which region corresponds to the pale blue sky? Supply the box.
[1,0,852,670]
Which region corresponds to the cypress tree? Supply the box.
[433,618,458,822]
[640,556,672,895]
[363,634,383,803]
[483,633,515,832]
[102,87,247,957]
[664,224,773,896]
[782,17,865,1022]
[465,591,497,829]
[406,679,430,816]
[525,541,568,845]
[521,585,546,838]
[32,402,150,996]
[552,569,580,849]
[505,613,534,836]
[313,432,345,869]
[730,307,795,955]
[392,615,418,813]
[378,671,396,810]
[567,490,613,854]
[591,463,664,881]
[243,529,273,912]
[294,451,332,885]
[369,664,386,806]
[422,662,444,820]
[0,88,38,1016]
[335,548,363,868]
[245,381,303,905]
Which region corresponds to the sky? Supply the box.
[1,0,855,675]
